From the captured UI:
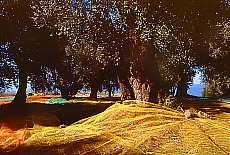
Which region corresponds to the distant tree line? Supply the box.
[0,0,229,106]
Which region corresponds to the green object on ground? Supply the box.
[48,98,69,104]
[0,97,14,101]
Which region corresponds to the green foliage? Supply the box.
[31,0,124,88]
[0,0,67,92]
[0,43,18,92]
[0,0,229,98]
[202,22,230,98]
[202,75,230,97]
[118,0,229,89]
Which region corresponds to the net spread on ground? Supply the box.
[0,100,230,154]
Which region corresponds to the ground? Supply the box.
[0,95,230,154]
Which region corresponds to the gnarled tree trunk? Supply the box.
[127,76,152,101]
[118,75,135,100]
[120,30,167,103]
[59,82,82,99]
[127,65,165,103]
[12,67,27,106]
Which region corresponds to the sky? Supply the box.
[188,73,204,97]
[193,73,202,84]
[4,83,33,94]
[4,72,204,96]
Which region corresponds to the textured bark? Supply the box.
[119,30,168,102]
[12,67,27,106]
[127,74,164,103]
[128,76,151,101]
[118,76,135,100]
[128,40,166,102]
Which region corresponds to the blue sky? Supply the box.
[193,73,202,84]
[4,72,204,95]
[188,73,204,96]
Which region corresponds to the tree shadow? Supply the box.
[0,101,113,154]
[0,101,113,127]
[25,102,114,125]
[183,99,230,116]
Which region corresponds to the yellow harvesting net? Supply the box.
[21,101,230,155]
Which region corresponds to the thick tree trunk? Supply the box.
[176,81,188,97]
[59,86,69,99]
[176,73,188,97]
[118,75,135,100]
[58,81,82,99]
[119,29,168,103]
[127,74,164,103]
[90,81,100,99]
[127,76,151,101]
[127,45,167,102]
[12,67,27,106]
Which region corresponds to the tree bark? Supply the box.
[118,75,135,100]
[176,81,188,97]
[12,67,27,106]
[58,79,82,99]
[59,86,69,99]
[90,81,100,99]
[127,76,152,101]
[127,39,167,102]
[176,74,188,97]
[127,73,165,103]
[107,83,112,97]
[118,29,168,103]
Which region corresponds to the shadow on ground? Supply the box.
[183,99,230,117]
[0,102,114,126]
[0,101,113,154]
